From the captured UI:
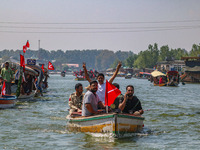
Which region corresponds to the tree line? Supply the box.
[0,43,199,71]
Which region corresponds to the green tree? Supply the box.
[190,44,200,57]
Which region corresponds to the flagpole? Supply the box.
[106,80,108,113]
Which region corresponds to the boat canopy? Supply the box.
[167,71,179,75]
[151,70,166,77]
[15,63,38,76]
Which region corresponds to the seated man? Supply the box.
[111,83,124,111]
[82,80,106,116]
[69,83,84,115]
[118,85,144,115]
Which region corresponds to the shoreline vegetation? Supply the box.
[0,43,199,71]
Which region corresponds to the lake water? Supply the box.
[0,74,200,150]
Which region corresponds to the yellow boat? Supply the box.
[75,77,86,81]
[66,113,144,137]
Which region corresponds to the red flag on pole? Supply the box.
[20,54,25,72]
[48,61,54,70]
[41,64,45,73]
[1,81,6,96]
[105,80,121,106]
[23,45,27,53]
[26,40,30,48]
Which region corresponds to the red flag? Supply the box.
[20,54,25,72]
[1,81,6,96]
[105,80,121,106]
[41,64,45,72]
[48,61,54,70]
[26,40,30,48]
[23,45,27,53]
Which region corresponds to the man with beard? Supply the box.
[1,62,13,95]
[82,80,106,116]
[118,85,144,115]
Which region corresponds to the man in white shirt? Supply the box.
[83,62,121,104]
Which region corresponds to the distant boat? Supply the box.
[0,95,17,109]
[75,76,86,81]
[61,71,65,77]
[125,73,132,79]
[166,71,180,86]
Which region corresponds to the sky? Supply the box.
[0,0,200,53]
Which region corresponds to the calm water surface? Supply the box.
[0,74,200,150]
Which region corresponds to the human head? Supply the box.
[113,83,120,89]
[126,85,134,97]
[5,62,9,68]
[75,83,83,95]
[90,80,98,93]
[97,73,104,85]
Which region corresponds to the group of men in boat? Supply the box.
[0,62,48,97]
[69,62,144,117]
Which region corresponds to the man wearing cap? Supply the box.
[82,80,106,116]
[1,62,13,95]
[69,83,84,115]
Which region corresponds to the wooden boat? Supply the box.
[11,63,39,99]
[153,83,166,86]
[66,112,144,137]
[75,76,86,81]
[166,71,180,86]
[0,95,17,108]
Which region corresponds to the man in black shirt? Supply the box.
[119,85,143,115]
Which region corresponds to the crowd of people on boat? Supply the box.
[73,68,98,79]
[68,62,144,117]
[151,72,180,86]
[0,62,48,97]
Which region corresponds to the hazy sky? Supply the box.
[0,0,200,53]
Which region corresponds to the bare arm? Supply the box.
[85,103,98,114]
[109,61,121,83]
[83,62,92,83]
[98,101,106,109]
[118,92,127,111]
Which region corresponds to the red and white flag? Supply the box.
[23,45,27,53]
[20,54,25,72]
[105,80,121,106]
[1,81,6,96]
[48,61,54,70]
[26,40,30,48]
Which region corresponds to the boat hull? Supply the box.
[66,113,144,137]
[0,95,17,108]
[75,78,86,81]
[153,83,166,86]
[17,90,36,99]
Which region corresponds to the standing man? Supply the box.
[69,83,85,115]
[83,62,121,104]
[82,80,106,116]
[1,62,13,95]
[119,85,144,115]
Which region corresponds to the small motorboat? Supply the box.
[66,112,144,137]
[0,95,17,109]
